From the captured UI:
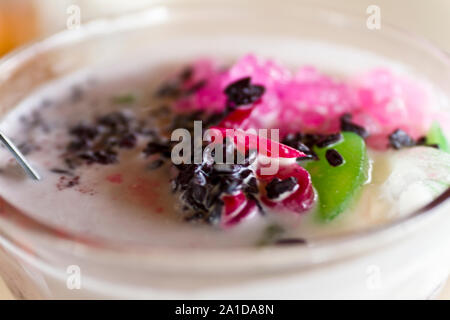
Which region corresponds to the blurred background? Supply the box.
[1,0,450,58]
[0,0,449,299]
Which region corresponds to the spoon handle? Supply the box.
[0,132,41,181]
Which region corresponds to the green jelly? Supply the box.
[426,122,449,153]
[305,132,370,222]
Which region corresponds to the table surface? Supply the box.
[1,0,450,299]
[0,278,12,300]
[1,276,450,299]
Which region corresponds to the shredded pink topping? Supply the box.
[175,54,438,149]
[350,69,432,149]
[281,67,355,135]
[176,59,227,113]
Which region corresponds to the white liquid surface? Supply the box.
[0,37,444,248]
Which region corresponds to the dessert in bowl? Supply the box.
[0,1,449,299]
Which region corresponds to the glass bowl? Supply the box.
[0,0,449,299]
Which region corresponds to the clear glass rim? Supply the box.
[0,0,449,271]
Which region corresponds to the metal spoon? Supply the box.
[0,132,40,181]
